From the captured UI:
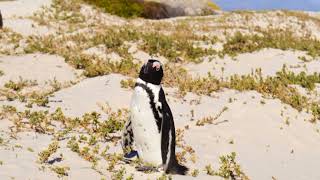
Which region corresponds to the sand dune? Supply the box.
[0,0,320,179]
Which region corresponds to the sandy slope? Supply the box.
[2,73,320,179]
[186,48,320,79]
[0,0,51,18]
[0,53,79,87]
[49,74,132,117]
[0,0,53,36]
[1,0,320,179]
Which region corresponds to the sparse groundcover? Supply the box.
[226,67,320,117]
[0,104,128,139]
[222,30,320,58]
[24,24,216,67]
[0,104,131,175]
[38,141,59,164]
[140,32,217,63]
[50,166,70,177]
[162,65,320,121]
[0,78,75,107]
[0,28,24,55]
[282,10,320,26]
[215,152,249,179]
[121,64,320,121]
[3,0,320,178]
[203,152,249,179]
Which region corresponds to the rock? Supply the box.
[141,1,170,19]
[145,0,218,16]
[134,0,184,19]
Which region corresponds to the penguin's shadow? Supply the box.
[123,150,160,173]
[213,119,229,126]
[135,166,160,173]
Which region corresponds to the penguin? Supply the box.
[121,59,188,175]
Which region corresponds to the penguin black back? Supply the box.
[159,88,188,175]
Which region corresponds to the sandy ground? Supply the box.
[0,0,53,36]
[0,53,80,87]
[1,0,320,180]
[186,48,320,79]
[1,74,320,180]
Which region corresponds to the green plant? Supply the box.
[310,103,320,122]
[276,68,320,90]
[98,110,126,139]
[50,166,70,177]
[191,169,199,177]
[83,0,144,18]
[4,78,37,91]
[215,152,249,179]
[204,164,215,176]
[222,30,320,58]
[120,79,135,89]
[80,146,98,163]
[26,110,51,133]
[141,32,216,63]
[38,141,59,164]
[67,137,80,153]
[111,167,126,180]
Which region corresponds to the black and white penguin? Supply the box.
[121,59,188,175]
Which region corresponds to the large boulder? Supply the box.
[146,0,220,16]
[141,1,185,19]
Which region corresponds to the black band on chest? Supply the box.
[135,82,162,133]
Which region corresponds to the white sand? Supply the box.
[0,53,80,87]
[4,18,53,36]
[0,69,319,179]
[0,0,53,36]
[1,1,320,179]
[186,48,320,79]
[0,0,51,18]
[48,74,132,117]
[42,74,320,179]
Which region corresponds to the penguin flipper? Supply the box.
[159,88,188,175]
[121,118,135,156]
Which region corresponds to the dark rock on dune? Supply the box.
[141,1,170,19]
[138,1,185,19]
[0,10,3,28]
[164,5,186,18]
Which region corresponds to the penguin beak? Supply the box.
[152,61,161,71]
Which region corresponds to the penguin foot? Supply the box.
[123,150,139,163]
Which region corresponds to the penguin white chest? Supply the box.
[130,85,162,166]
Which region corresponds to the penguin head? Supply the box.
[139,59,163,85]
